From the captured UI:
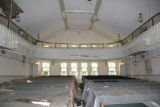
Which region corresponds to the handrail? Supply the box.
[121,12,160,44]
[1,11,159,48]
[37,40,120,49]
[37,12,160,48]
[0,14,37,45]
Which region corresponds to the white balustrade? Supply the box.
[0,22,160,59]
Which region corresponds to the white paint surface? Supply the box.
[0,56,32,83]
[13,0,160,42]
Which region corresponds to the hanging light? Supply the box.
[16,15,21,22]
[138,13,143,23]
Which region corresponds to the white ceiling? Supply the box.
[13,0,160,42]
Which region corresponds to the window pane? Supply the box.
[81,71,88,76]
[82,68,87,72]
[109,68,116,72]
[70,71,78,76]
[60,71,67,76]
[71,63,77,67]
[81,45,87,47]
[61,68,67,72]
[91,63,98,67]
[91,71,98,75]
[108,62,116,67]
[81,63,88,67]
[71,44,78,48]
[42,68,50,76]
[42,63,50,67]
[92,45,97,48]
[108,71,116,75]
[42,68,49,72]
[92,68,97,72]
[61,63,67,67]
[43,45,50,47]
[71,68,77,72]
[61,44,67,48]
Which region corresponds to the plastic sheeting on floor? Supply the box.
[0,76,76,107]
[82,76,160,107]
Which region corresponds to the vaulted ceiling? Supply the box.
[12,0,160,42]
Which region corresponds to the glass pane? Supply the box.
[108,71,116,75]
[82,68,87,72]
[42,68,50,76]
[108,62,116,67]
[70,71,78,76]
[71,44,78,48]
[92,68,97,72]
[81,45,87,47]
[42,63,50,67]
[60,71,67,76]
[81,71,88,76]
[61,68,67,72]
[61,63,67,67]
[71,63,77,67]
[109,68,116,72]
[43,45,50,48]
[71,68,77,72]
[81,63,88,67]
[91,71,98,75]
[61,44,67,48]
[92,45,97,48]
[42,68,49,72]
[91,63,98,67]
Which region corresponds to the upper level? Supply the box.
[0,9,160,60]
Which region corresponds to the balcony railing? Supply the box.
[0,14,37,45]
[37,41,120,49]
[1,12,160,49]
[122,12,160,44]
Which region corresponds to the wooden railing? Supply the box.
[37,41,120,49]
[37,12,160,48]
[121,12,160,45]
[0,14,37,45]
[0,12,160,48]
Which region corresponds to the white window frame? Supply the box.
[91,62,98,75]
[60,63,67,76]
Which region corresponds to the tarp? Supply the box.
[82,77,160,107]
[0,76,76,107]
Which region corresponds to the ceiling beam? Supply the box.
[89,0,102,30]
[59,0,69,30]
[65,10,95,14]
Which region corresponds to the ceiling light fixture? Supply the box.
[15,15,21,22]
[138,13,143,23]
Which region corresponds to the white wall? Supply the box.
[42,30,116,43]
[36,60,121,81]
[120,57,160,82]
[32,46,125,60]
[0,56,32,83]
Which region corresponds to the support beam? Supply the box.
[65,10,94,14]
[59,0,69,29]
[89,0,102,30]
